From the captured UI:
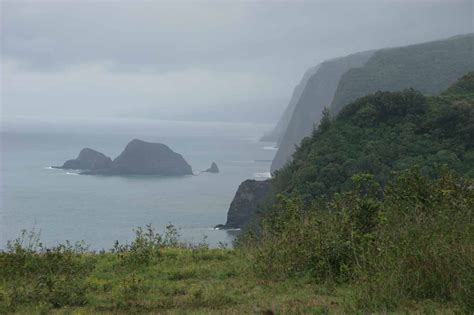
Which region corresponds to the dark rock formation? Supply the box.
[203,162,219,173]
[83,139,193,176]
[53,148,112,170]
[220,179,271,229]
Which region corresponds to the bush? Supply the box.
[352,171,474,312]
[0,230,95,311]
[243,170,474,311]
[112,223,181,266]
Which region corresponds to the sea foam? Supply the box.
[253,172,271,179]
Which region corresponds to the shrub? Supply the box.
[243,170,474,311]
[112,223,181,266]
[0,230,95,311]
[352,171,474,312]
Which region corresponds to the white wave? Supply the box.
[65,172,79,176]
[44,166,58,170]
[263,146,278,151]
[253,172,272,179]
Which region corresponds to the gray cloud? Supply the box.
[1,0,473,122]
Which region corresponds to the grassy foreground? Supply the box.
[0,234,342,315]
[0,226,462,315]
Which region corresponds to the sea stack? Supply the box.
[53,148,112,170]
[83,139,193,176]
[203,162,219,173]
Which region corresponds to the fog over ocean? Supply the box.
[0,117,274,249]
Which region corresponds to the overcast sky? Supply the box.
[1,0,473,123]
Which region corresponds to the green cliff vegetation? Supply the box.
[272,72,474,200]
[1,74,473,314]
[241,72,473,312]
[241,170,473,313]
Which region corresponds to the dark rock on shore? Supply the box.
[53,148,112,170]
[219,179,271,229]
[83,139,193,176]
[203,162,219,173]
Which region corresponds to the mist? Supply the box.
[2,0,473,123]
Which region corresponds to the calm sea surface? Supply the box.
[0,117,276,249]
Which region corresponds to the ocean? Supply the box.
[0,116,276,250]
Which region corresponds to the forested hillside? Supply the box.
[272,72,474,200]
[239,73,474,313]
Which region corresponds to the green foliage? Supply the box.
[0,230,94,311]
[245,73,474,312]
[0,228,343,314]
[111,223,180,266]
[244,169,474,312]
[352,170,474,312]
[273,72,474,201]
[243,174,383,283]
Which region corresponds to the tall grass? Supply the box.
[0,223,182,313]
[241,170,474,312]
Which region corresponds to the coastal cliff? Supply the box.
[220,179,271,229]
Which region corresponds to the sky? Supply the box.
[1,0,473,124]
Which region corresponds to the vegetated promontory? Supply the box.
[236,72,474,312]
[227,71,474,232]
[271,71,474,201]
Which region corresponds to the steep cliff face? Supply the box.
[83,139,193,176]
[330,34,474,114]
[270,50,374,172]
[260,65,320,143]
[53,148,112,170]
[221,180,271,229]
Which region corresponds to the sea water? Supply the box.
[0,116,275,249]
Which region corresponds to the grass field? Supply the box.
[0,228,460,314]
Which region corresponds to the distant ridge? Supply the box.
[270,33,474,172]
